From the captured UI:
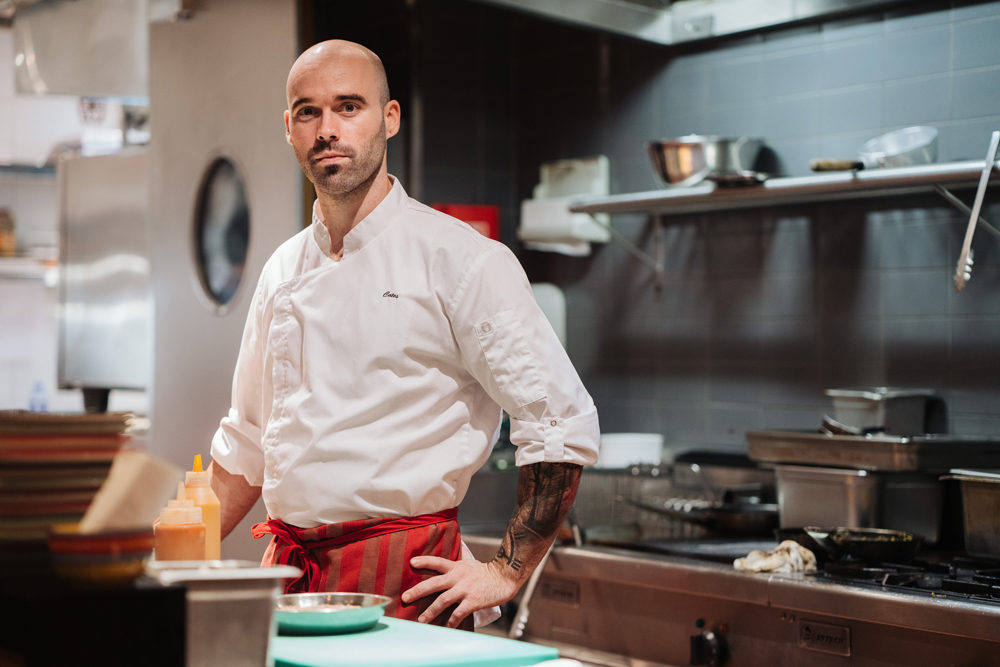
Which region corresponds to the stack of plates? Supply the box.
[0,411,132,549]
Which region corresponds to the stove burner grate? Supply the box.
[813,556,1000,606]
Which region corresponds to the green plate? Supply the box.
[276,592,391,635]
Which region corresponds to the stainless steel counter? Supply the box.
[466,535,1000,665]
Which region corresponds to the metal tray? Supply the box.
[276,592,391,635]
[747,430,1000,472]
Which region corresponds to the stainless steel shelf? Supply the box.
[568,160,1000,216]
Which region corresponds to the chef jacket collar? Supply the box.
[311,175,408,260]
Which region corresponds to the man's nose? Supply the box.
[317,113,338,142]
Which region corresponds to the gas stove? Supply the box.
[813,554,1000,606]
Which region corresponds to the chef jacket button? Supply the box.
[482,322,492,333]
[550,420,557,427]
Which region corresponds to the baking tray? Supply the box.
[747,430,1000,472]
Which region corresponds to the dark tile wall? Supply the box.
[510,1,1000,457]
[331,0,1000,457]
[416,0,519,246]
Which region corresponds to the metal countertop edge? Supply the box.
[462,535,1000,643]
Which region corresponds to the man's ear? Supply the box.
[284,110,293,145]
[384,100,401,139]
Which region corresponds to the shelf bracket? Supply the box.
[592,215,665,299]
[932,184,1000,243]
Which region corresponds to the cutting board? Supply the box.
[272,617,559,667]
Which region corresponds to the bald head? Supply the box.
[287,40,390,110]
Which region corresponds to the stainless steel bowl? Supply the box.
[276,592,392,635]
[858,126,938,168]
[647,136,763,187]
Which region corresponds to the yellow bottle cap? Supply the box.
[186,454,211,487]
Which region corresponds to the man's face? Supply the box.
[284,54,398,197]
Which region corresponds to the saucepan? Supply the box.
[648,135,765,187]
[810,126,938,172]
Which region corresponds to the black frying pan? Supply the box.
[804,526,923,564]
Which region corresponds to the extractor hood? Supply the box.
[475,0,912,45]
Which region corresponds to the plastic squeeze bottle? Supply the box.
[184,455,221,560]
[154,481,206,561]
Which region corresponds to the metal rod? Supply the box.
[653,214,665,299]
[507,542,554,640]
[932,184,1000,242]
[593,217,661,272]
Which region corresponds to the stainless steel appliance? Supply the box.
[58,149,151,412]
[825,386,934,435]
[145,560,301,667]
[944,469,1000,557]
[773,464,943,543]
[747,429,1000,471]
[466,535,1000,667]
[748,430,1000,544]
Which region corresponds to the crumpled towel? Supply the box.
[734,540,817,574]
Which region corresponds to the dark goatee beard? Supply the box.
[306,124,385,198]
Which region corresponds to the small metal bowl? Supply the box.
[647,136,763,187]
[275,592,392,635]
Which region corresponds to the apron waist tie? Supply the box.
[251,507,459,594]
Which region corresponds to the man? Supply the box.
[208,40,599,630]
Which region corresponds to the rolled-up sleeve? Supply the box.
[210,277,267,486]
[447,244,600,467]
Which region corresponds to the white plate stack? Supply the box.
[595,433,665,469]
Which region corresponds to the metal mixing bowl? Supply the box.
[276,592,392,635]
[857,126,938,169]
[647,136,764,186]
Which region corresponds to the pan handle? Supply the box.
[810,159,865,172]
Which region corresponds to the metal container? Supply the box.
[825,387,934,435]
[647,136,763,187]
[145,560,301,667]
[943,470,1000,556]
[774,465,943,542]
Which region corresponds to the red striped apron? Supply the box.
[252,507,473,629]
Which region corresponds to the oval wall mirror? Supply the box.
[194,157,250,308]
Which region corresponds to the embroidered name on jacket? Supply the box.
[383,291,399,298]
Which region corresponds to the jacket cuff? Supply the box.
[210,415,265,486]
[510,407,600,467]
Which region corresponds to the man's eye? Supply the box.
[345,104,357,113]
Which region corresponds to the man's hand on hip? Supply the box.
[402,461,582,628]
[402,557,518,627]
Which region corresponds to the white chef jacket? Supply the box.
[210,177,599,528]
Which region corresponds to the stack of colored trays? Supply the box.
[0,411,132,551]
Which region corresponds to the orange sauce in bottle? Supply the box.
[154,482,206,561]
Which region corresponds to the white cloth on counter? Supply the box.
[211,176,600,527]
[733,540,818,574]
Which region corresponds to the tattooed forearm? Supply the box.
[493,462,581,580]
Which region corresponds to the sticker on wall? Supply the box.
[193,157,250,311]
